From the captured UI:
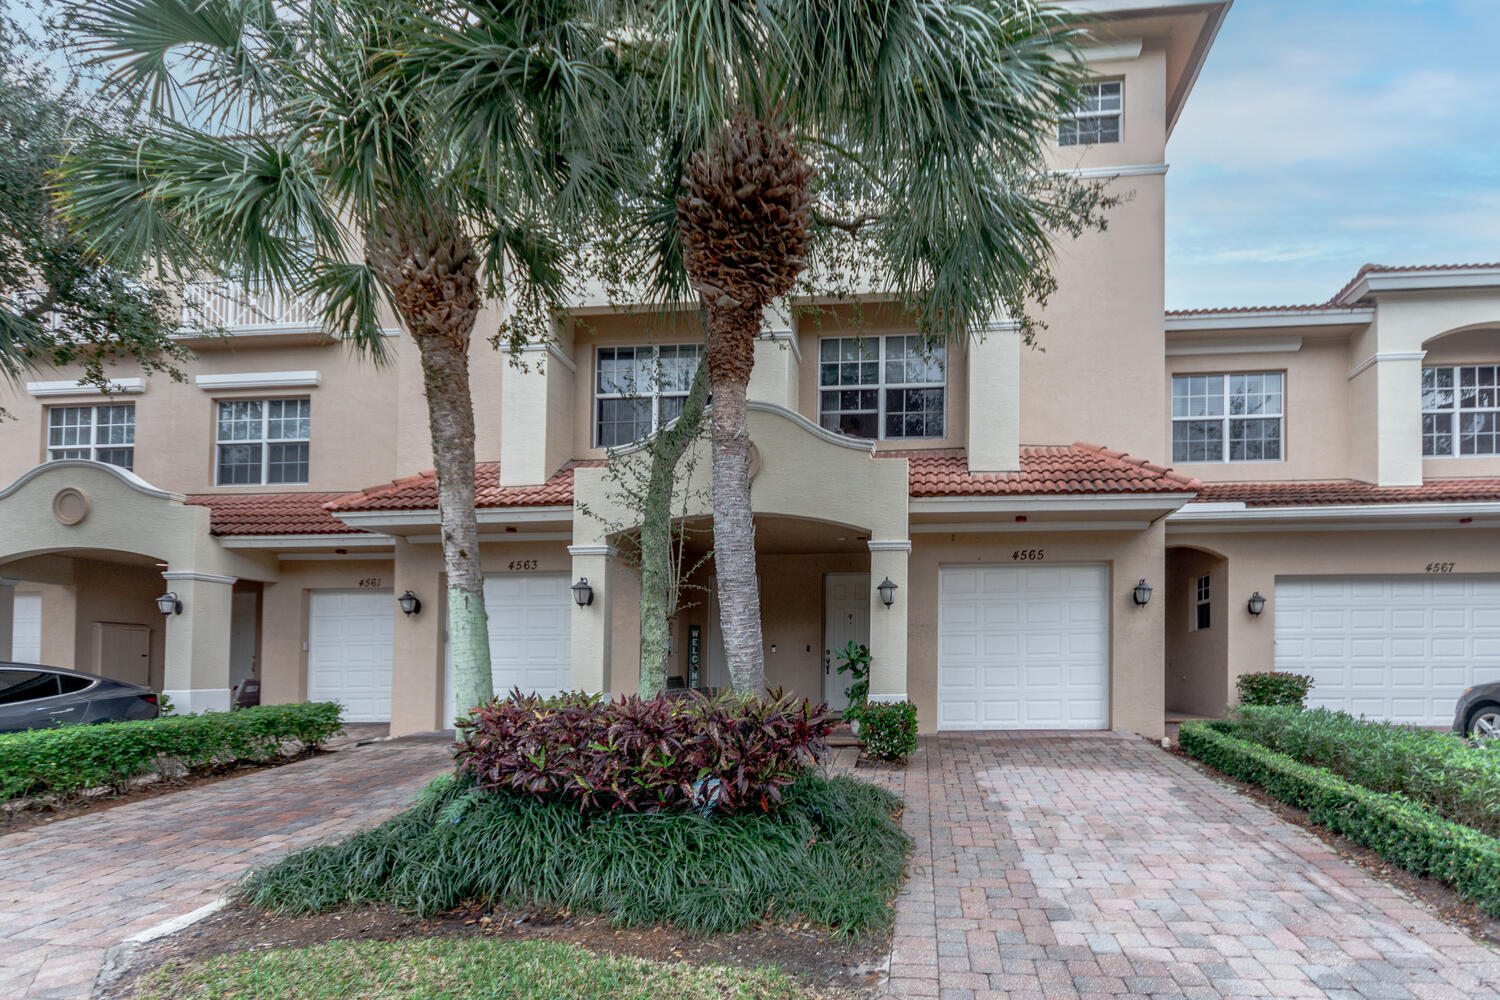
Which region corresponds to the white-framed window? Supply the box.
[1059,80,1122,146]
[1422,365,1500,457]
[48,404,135,469]
[1191,575,1211,631]
[1171,373,1283,463]
[818,335,945,440]
[215,398,310,485]
[594,344,703,448]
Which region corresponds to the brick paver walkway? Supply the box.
[879,732,1500,1000]
[0,737,452,999]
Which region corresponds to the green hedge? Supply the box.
[850,701,918,762]
[1227,705,1500,836]
[0,702,343,802]
[1235,670,1314,708]
[1179,720,1500,917]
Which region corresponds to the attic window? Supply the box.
[1059,80,1122,146]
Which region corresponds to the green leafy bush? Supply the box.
[834,641,871,713]
[1180,720,1500,917]
[1223,705,1500,836]
[0,702,342,802]
[238,770,909,936]
[1235,670,1314,708]
[850,701,918,762]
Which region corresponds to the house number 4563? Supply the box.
[1011,549,1045,562]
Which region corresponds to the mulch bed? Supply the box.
[1168,742,1500,947]
[0,749,327,835]
[101,901,888,999]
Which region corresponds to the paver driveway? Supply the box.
[0,736,452,999]
[879,732,1500,1000]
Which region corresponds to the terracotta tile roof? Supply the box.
[1196,479,1500,507]
[327,461,604,513]
[1165,303,1347,317]
[1332,261,1500,305]
[900,443,1200,497]
[184,492,371,536]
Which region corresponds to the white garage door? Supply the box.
[446,573,572,722]
[12,593,41,663]
[1275,575,1500,725]
[937,564,1110,731]
[308,590,394,722]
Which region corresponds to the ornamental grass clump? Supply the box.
[455,690,833,814]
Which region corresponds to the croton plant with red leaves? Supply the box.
[454,690,833,814]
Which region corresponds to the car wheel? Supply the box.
[1467,705,1500,741]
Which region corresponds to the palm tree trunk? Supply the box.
[704,298,764,694]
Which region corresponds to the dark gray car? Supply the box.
[1453,682,1500,740]
[0,663,160,733]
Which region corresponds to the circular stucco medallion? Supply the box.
[52,487,91,526]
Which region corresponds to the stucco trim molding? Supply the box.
[1060,163,1169,180]
[909,493,1196,515]
[1169,498,1500,526]
[867,539,912,552]
[757,328,801,363]
[1345,351,1427,381]
[331,506,574,531]
[1165,336,1303,357]
[27,377,146,397]
[1165,308,1372,332]
[865,692,911,704]
[567,544,619,558]
[217,533,394,550]
[1336,266,1500,305]
[195,370,322,390]
[161,571,239,585]
[517,342,578,373]
[0,460,186,504]
[744,400,877,453]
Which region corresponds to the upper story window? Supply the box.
[1171,373,1283,463]
[216,398,310,485]
[1422,365,1500,457]
[1191,575,1211,631]
[48,404,134,470]
[594,344,703,448]
[1059,80,1122,146]
[819,335,945,440]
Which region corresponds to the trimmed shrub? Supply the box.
[238,770,910,936]
[456,690,832,814]
[0,702,343,802]
[1236,670,1313,708]
[1224,705,1500,836]
[1180,720,1500,917]
[851,701,918,762]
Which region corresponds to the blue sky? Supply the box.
[1165,0,1500,309]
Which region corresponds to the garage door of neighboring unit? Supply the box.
[1275,575,1500,726]
[937,564,1110,731]
[447,573,572,722]
[12,593,41,663]
[307,590,394,723]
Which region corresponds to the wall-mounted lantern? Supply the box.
[1131,579,1153,606]
[1247,591,1267,616]
[398,590,422,616]
[155,592,183,616]
[876,576,898,608]
[572,577,595,607]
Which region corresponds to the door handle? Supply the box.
[823,649,831,675]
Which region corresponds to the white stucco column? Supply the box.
[748,329,800,410]
[0,577,16,661]
[160,571,236,713]
[1348,351,1426,486]
[500,342,576,487]
[967,322,1020,473]
[567,544,616,695]
[866,540,910,702]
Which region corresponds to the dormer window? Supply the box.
[1059,80,1122,146]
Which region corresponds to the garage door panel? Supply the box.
[448,573,571,721]
[938,563,1109,732]
[308,591,394,723]
[1276,574,1500,725]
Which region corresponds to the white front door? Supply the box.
[937,564,1110,731]
[308,590,394,722]
[12,593,41,663]
[1274,575,1500,725]
[446,573,572,723]
[823,573,870,711]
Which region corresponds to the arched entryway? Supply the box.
[1165,543,1230,720]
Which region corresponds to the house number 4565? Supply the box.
[1011,549,1045,561]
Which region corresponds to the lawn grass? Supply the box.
[131,939,809,999]
[237,770,909,936]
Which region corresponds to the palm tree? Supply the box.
[428,0,1109,694]
[57,0,630,717]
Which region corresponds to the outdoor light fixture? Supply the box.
[877,576,898,607]
[155,592,182,616]
[1132,579,1153,606]
[572,577,594,607]
[1247,591,1266,616]
[398,590,422,616]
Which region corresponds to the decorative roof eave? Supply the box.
[1168,498,1500,531]
[910,492,1197,515]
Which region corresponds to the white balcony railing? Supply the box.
[181,280,320,332]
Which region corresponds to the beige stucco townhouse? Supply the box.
[3,0,1499,738]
